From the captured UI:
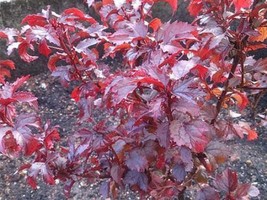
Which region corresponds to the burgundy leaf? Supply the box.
[172,78,205,103]
[233,0,253,12]
[172,97,200,116]
[170,120,210,153]
[188,0,203,16]
[48,53,66,72]
[156,22,196,44]
[156,122,170,148]
[214,169,238,193]
[104,76,137,106]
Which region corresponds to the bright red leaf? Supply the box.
[233,0,253,12]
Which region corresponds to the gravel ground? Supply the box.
[0,71,266,200]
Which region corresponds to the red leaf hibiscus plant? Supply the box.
[0,0,266,199]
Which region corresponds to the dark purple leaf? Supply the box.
[156,122,170,148]
[172,164,186,182]
[111,164,124,184]
[124,170,148,191]
[196,186,220,200]
[99,181,110,198]
[125,149,148,172]
[180,147,193,172]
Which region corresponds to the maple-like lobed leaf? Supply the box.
[15,113,41,131]
[156,21,196,44]
[0,0,265,198]
[172,78,205,104]
[170,119,210,153]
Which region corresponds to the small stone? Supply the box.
[41,83,47,89]
[246,159,252,165]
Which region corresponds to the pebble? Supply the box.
[245,159,252,166]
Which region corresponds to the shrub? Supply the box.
[0,0,266,199]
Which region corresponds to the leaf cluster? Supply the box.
[0,0,266,199]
